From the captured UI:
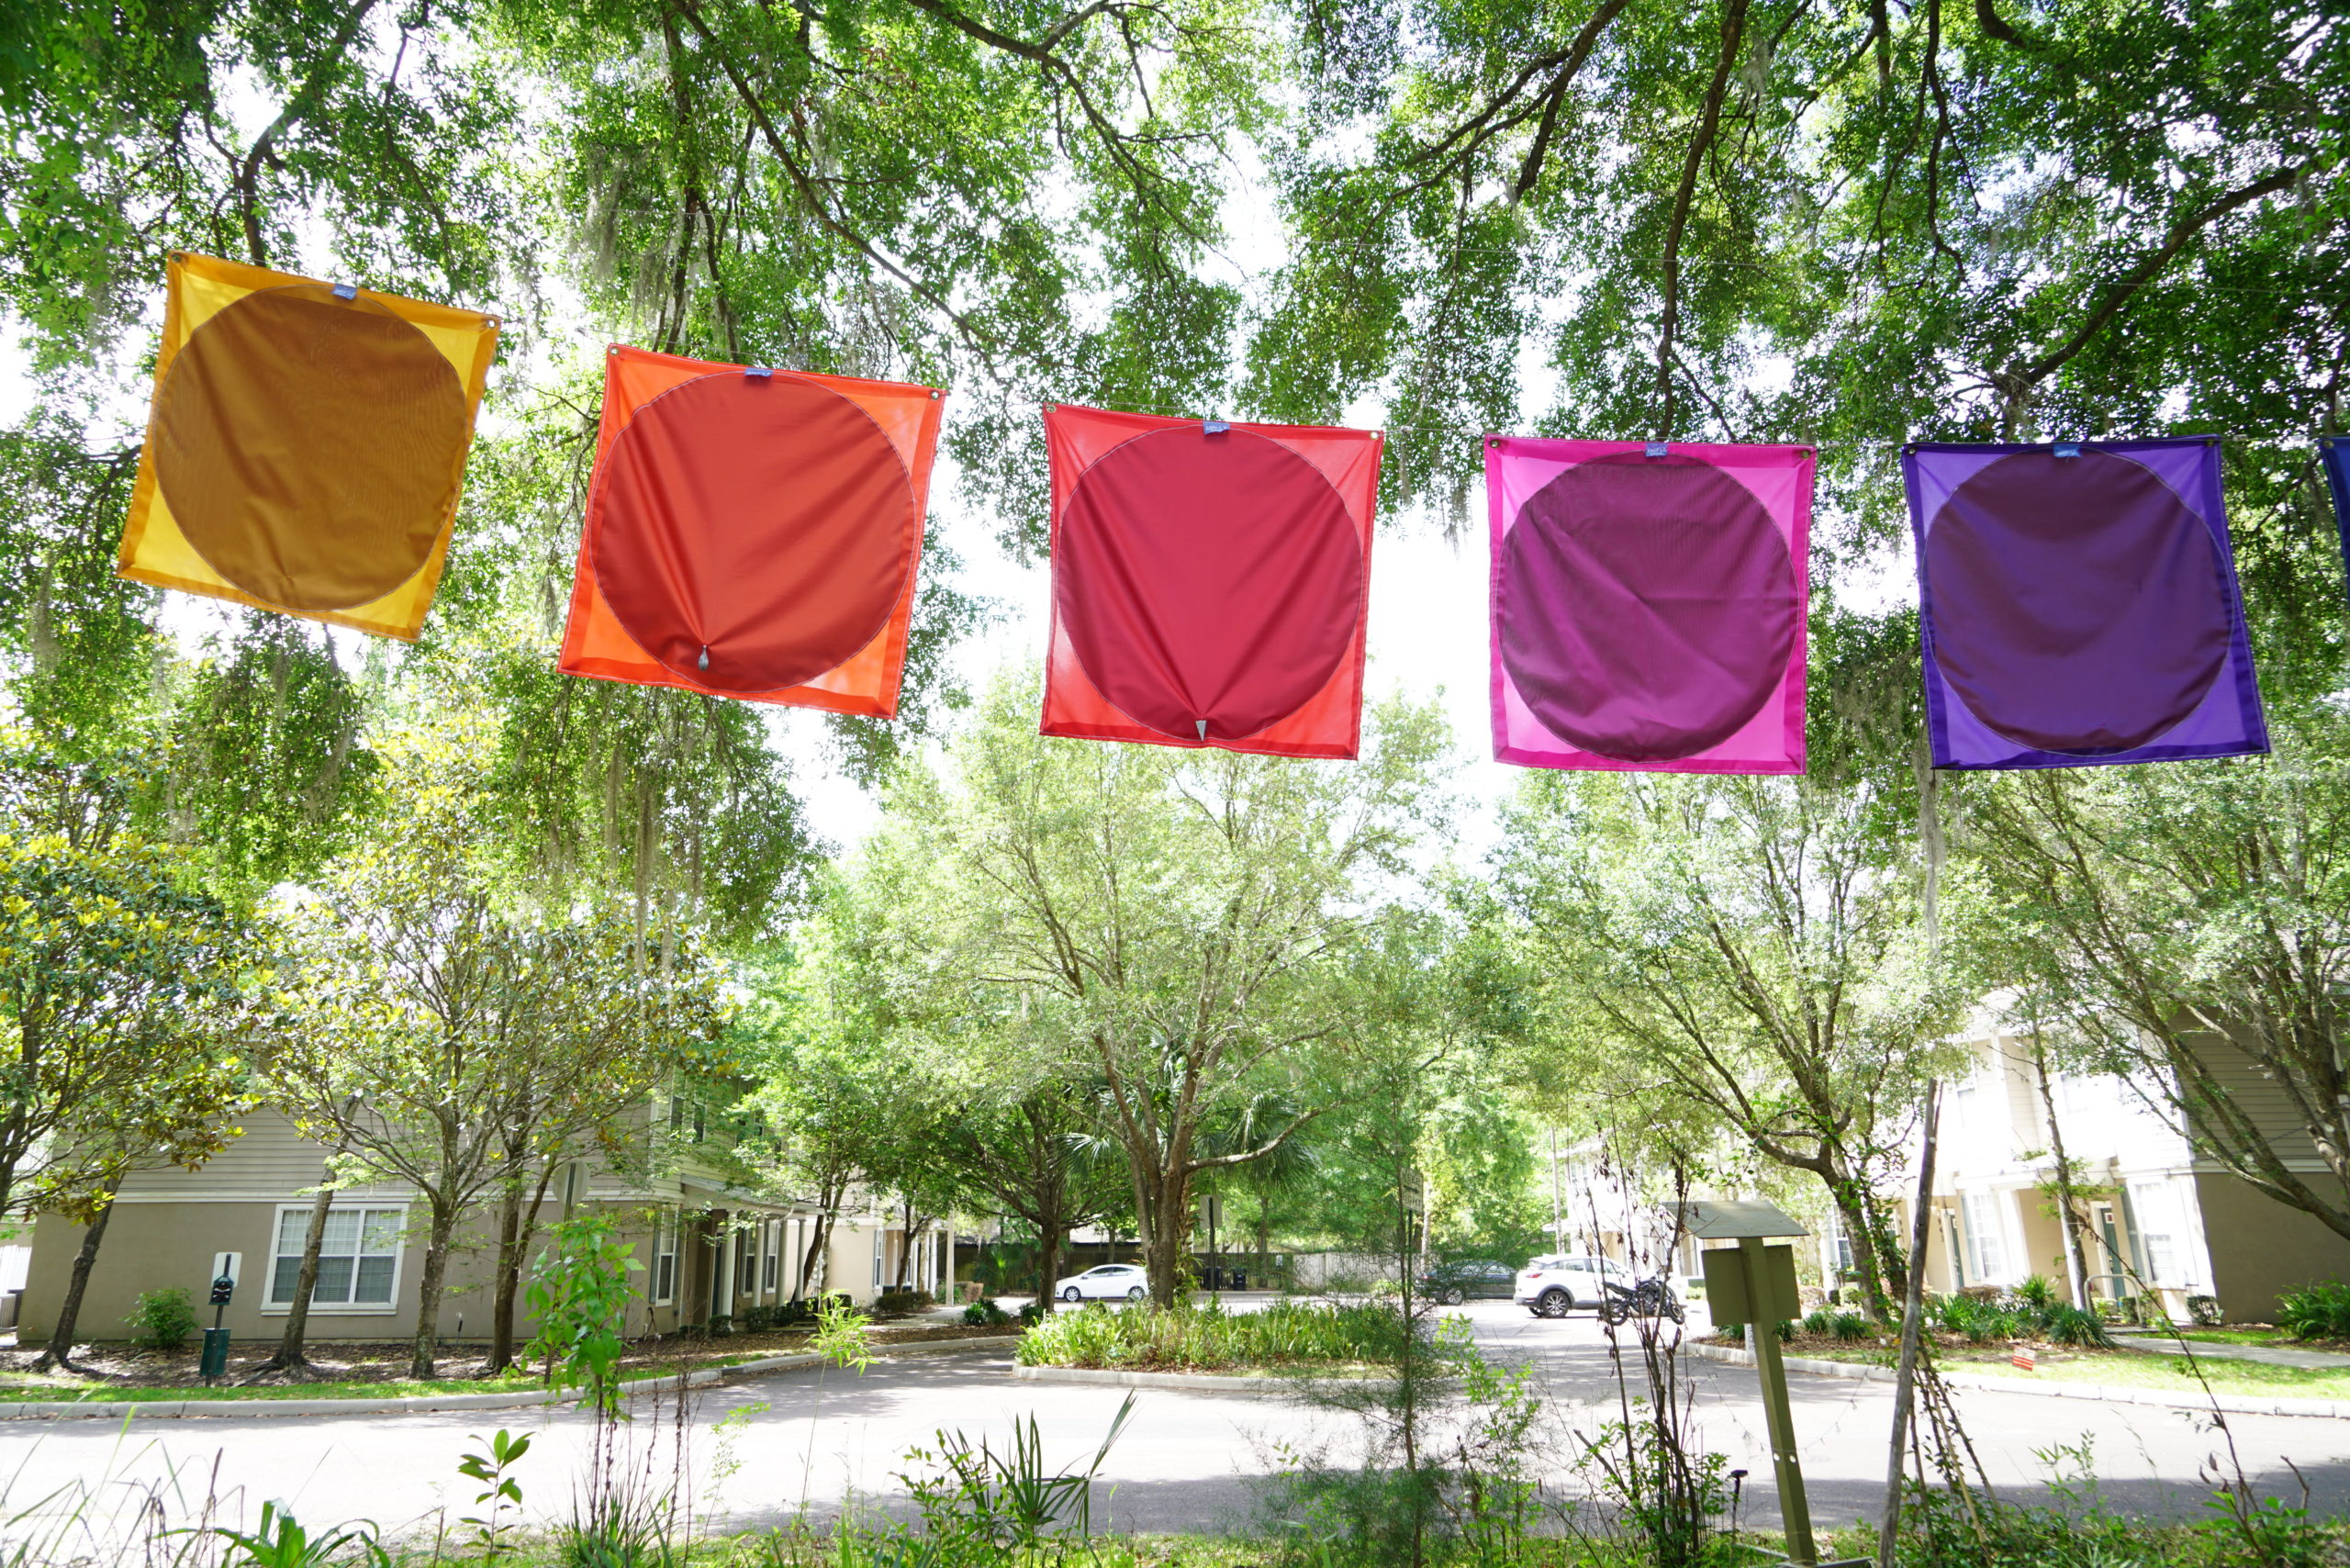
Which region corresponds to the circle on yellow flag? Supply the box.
[155,284,468,612]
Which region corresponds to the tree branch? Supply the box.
[1653,0,1750,440]
[235,0,383,266]
[2009,159,2314,391]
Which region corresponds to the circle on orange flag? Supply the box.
[1055,427,1363,743]
[155,285,468,611]
[589,373,916,694]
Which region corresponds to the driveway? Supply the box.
[4,1301,2343,1551]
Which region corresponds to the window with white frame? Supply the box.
[1961,1192,2009,1282]
[1826,1215,1855,1275]
[270,1205,403,1308]
[762,1221,780,1291]
[872,1228,885,1289]
[652,1211,677,1304]
[736,1228,756,1294]
[2128,1179,2187,1287]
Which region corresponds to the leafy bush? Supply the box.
[2011,1273,2061,1312]
[523,1215,641,1414]
[1017,1299,1419,1372]
[125,1286,197,1351]
[2187,1294,2222,1327]
[2278,1280,2350,1341]
[2042,1305,2113,1349]
[962,1297,1012,1327]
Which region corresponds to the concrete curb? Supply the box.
[1010,1363,1459,1395]
[0,1334,1014,1421]
[1684,1339,2350,1420]
[1011,1363,1294,1394]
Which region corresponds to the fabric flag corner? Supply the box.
[1904,436,2266,769]
[558,345,944,717]
[1486,436,1812,775]
[1040,404,1380,759]
[117,251,499,640]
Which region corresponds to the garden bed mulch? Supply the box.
[0,1319,1017,1395]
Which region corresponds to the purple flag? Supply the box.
[1905,437,2266,769]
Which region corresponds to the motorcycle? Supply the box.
[1597,1276,1685,1327]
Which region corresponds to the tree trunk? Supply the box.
[2030,1028,2094,1308]
[892,1193,915,1291]
[252,1180,335,1377]
[486,1159,560,1374]
[1143,1167,1191,1308]
[1036,1221,1065,1313]
[408,1201,458,1380]
[1828,1171,1895,1320]
[798,1212,834,1299]
[35,1191,118,1372]
[1879,1084,1942,1568]
[1254,1197,1271,1286]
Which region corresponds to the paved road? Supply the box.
[4,1302,2343,1551]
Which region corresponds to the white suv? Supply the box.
[1515,1254,1631,1317]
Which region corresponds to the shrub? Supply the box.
[962,1297,1011,1327]
[2277,1280,2350,1341]
[2011,1274,2061,1313]
[125,1286,197,1351]
[1016,1299,1416,1372]
[2186,1294,2222,1327]
[1801,1308,1835,1338]
[2042,1305,2113,1349]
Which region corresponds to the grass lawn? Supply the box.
[1770,1339,2350,1399]
[0,1350,813,1403]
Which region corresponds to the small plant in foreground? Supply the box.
[811,1295,873,1370]
[191,1501,389,1567]
[526,1215,642,1415]
[124,1286,197,1351]
[455,1428,532,1560]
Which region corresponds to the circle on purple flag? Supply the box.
[1056,427,1362,742]
[1925,450,2229,755]
[1500,454,1796,762]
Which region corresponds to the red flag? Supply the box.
[1041,404,1380,758]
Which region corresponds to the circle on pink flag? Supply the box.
[1500,454,1796,762]
[1925,449,2229,754]
[1055,427,1363,742]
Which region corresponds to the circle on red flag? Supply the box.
[156,285,468,612]
[1500,454,1796,762]
[590,373,915,694]
[1924,448,2230,754]
[1055,427,1364,743]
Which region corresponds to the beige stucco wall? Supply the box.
[2194,1172,2350,1321]
[16,1199,531,1345]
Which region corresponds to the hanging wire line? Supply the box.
[1011,395,2337,451]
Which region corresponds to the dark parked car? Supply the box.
[1417,1259,1518,1305]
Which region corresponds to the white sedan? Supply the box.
[1055,1263,1150,1302]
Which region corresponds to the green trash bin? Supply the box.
[199,1326,231,1380]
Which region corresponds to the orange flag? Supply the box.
[558,346,944,717]
[118,252,498,639]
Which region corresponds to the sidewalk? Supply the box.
[2111,1330,2350,1372]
